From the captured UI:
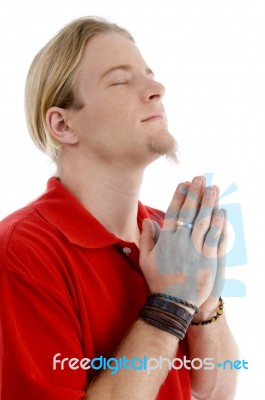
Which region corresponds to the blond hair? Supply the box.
[25,17,134,163]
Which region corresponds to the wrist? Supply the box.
[139,294,194,340]
[150,292,199,315]
[190,297,224,326]
[173,302,195,316]
[195,297,219,320]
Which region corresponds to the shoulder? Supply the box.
[0,204,37,252]
[0,196,66,279]
[0,201,79,305]
[0,177,70,264]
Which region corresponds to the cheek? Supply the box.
[79,94,138,140]
[98,107,135,133]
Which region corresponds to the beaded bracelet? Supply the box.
[190,297,224,326]
[152,293,200,314]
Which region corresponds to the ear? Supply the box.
[46,107,79,144]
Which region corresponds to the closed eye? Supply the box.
[110,81,130,86]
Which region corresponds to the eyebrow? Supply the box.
[100,64,154,81]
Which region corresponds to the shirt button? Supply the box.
[123,247,132,255]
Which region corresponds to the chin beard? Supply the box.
[147,130,179,164]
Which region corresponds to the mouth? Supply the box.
[141,112,166,122]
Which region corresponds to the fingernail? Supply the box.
[205,187,214,198]
[214,209,223,217]
[178,184,188,194]
[193,178,202,188]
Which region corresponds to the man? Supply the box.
[0,17,238,399]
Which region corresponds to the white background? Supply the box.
[0,1,264,398]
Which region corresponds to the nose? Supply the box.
[141,78,165,102]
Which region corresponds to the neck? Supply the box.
[59,155,145,245]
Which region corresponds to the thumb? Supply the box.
[151,220,161,244]
[139,219,155,261]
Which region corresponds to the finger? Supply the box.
[191,185,218,250]
[217,209,228,261]
[139,219,155,263]
[214,186,220,208]
[212,209,228,297]
[151,220,161,244]
[203,208,225,258]
[177,176,205,226]
[163,181,190,231]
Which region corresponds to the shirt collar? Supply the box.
[33,177,153,249]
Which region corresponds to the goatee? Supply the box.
[148,130,179,164]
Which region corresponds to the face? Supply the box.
[68,32,177,167]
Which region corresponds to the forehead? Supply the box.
[76,32,147,79]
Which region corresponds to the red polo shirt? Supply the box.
[0,177,191,399]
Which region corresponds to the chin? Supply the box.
[147,129,179,164]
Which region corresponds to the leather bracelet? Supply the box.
[139,295,193,340]
[139,314,186,340]
[140,308,187,334]
[152,293,200,314]
[145,296,193,325]
[191,297,224,326]
[143,305,190,329]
